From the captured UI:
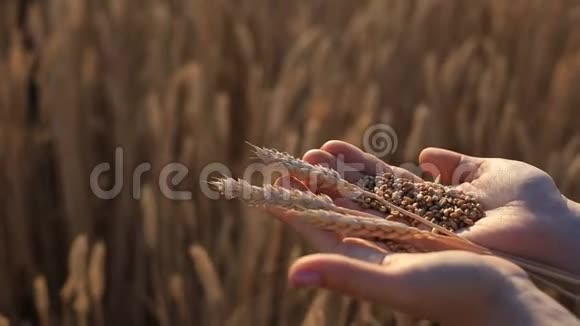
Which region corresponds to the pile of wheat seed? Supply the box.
[356,172,485,232]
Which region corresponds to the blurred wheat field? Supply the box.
[1,0,580,325]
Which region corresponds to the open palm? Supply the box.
[273,141,580,274]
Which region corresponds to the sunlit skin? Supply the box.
[271,140,580,325]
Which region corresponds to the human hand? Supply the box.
[288,251,579,326]
[418,146,580,275]
[273,141,580,274]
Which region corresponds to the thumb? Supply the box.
[288,254,421,312]
[418,147,483,185]
[288,253,497,323]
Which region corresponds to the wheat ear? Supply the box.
[248,143,363,196]
[248,143,461,239]
[294,209,490,254]
[210,177,377,218]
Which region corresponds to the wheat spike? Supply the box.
[59,234,90,326]
[140,184,158,250]
[0,315,8,326]
[33,275,50,326]
[293,209,488,253]
[211,177,376,218]
[169,273,190,325]
[88,241,106,303]
[249,144,462,238]
[302,291,329,326]
[211,177,335,209]
[60,234,89,303]
[189,244,225,307]
[247,143,363,197]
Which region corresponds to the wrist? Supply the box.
[562,199,580,273]
[567,198,580,221]
[486,276,579,326]
[540,198,580,274]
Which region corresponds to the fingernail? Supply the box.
[292,271,321,287]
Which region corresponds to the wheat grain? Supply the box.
[357,172,485,231]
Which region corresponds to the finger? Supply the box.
[303,149,365,183]
[340,238,390,263]
[274,175,310,191]
[272,176,378,217]
[303,149,337,169]
[269,207,343,252]
[288,254,419,310]
[302,149,365,197]
[288,252,495,323]
[418,148,484,185]
[321,140,422,182]
[274,173,348,201]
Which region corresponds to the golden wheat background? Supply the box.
[1,0,580,325]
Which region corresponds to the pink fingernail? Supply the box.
[292,271,321,287]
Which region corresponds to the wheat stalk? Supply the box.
[140,184,158,250]
[60,234,88,304]
[60,234,90,326]
[189,245,225,307]
[302,291,329,326]
[88,242,106,303]
[33,275,50,326]
[0,315,8,326]
[88,241,106,326]
[168,274,190,325]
